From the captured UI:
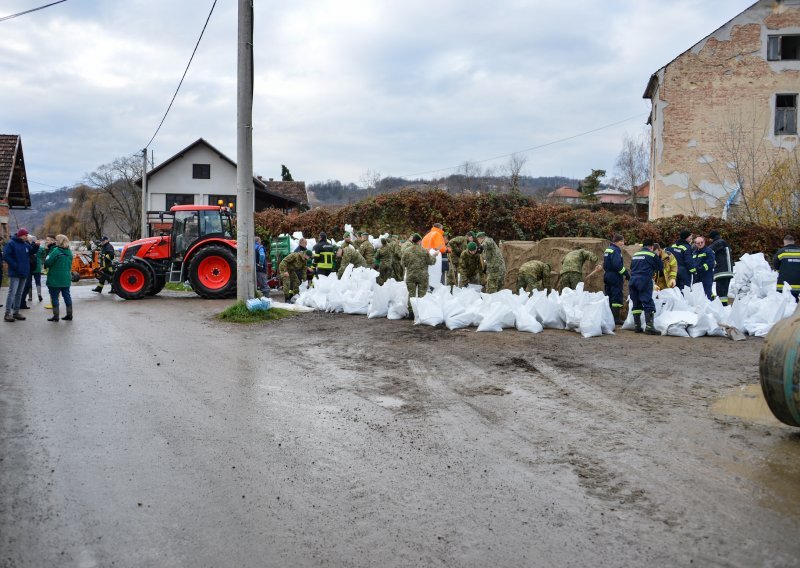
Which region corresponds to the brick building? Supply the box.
[644,0,800,219]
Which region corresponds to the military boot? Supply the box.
[633,312,643,333]
[611,306,622,326]
[47,307,59,322]
[644,311,658,335]
[92,286,102,293]
[62,305,73,321]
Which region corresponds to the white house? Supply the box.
[141,138,308,213]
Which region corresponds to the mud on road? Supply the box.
[2,288,799,567]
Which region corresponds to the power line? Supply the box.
[0,0,67,23]
[399,113,648,179]
[143,0,217,149]
[28,179,64,189]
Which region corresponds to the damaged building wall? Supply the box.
[645,0,800,220]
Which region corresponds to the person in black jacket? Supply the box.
[92,236,116,293]
[666,229,696,290]
[774,234,800,299]
[708,230,733,305]
[312,232,336,277]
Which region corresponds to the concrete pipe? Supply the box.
[759,304,800,427]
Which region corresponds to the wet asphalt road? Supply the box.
[1,285,800,567]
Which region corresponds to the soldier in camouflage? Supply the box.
[391,236,405,281]
[446,233,469,287]
[559,247,601,291]
[401,233,436,300]
[476,232,506,293]
[516,260,551,293]
[458,242,484,287]
[373,237,394,284]
[357,232,375,267]
[336,244,366,278]
[279,249,313,302]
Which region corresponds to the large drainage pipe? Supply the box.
[760,305,800,427]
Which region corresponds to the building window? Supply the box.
[192,163,211,179]
[165,193,195,208]
[768,35,800,61]
[208,195,236,210]
[775,94,797,135]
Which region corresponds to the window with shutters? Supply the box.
[775,94,798,135]
[767,35,800,61]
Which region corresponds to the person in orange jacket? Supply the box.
[421,223,448,254]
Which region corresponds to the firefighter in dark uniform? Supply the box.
[93,236,116,293]
[708,230,733,305]
[666,229,696,290]
[774,234,800,299]
[629,238,663,335]
[312,232,336,277]
[603,233,629,325]
[692,235,716,300]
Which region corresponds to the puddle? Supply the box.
[711,384,783,426]
[373,396,405,409]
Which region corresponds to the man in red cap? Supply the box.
[2,228,32,322]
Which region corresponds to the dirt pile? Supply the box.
[501,237,640,292]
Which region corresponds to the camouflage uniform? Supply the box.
[446,236,468,287]
[337,246,366,278]
[481,237,506,293]
[559,249,599,291]
[358,238,375,267]
[374,240,394,284]
[392,239,406,281]
[516,260,551,293]
[458,250,483,287]
[279,251,308,298]
[401,243,436,299]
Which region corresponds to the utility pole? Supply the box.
[141,148,148,239]
[236,0,255,301]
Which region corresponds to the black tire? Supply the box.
[147,275,166,296]
[112,261,153,300]
[188,245,237,299]
[70,271,80,283]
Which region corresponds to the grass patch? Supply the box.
[217,300,297,323]
[165,281,193,292]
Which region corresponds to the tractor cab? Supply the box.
[170,205,234,259]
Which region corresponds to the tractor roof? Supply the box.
[169,205,222,212]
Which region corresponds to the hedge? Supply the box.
[254,189,797,260]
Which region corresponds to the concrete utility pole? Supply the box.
[141,148,148,239]
[236,0,255,301]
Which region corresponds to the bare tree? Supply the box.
[359,169,382,197]
[614,134,649,217]
[458,160,483,193]
[505,153,528,194]
[85,155,143,240]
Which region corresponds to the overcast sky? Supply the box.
[1,0,755,192]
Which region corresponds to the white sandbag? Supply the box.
[386,279,409,320]
[654,310,697,337]
[514,305,544,334]
[476,303,512,332]
[578,298,606,338]
[599,300,616,335]
[367,283,391,318]
[428,251,443,290]
[342,289,372,315]
[534,291,566,330]
[412,294,444,326]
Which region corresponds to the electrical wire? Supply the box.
[398,112,648,179]
[143,0,217,149]
[29,179,64,189]
[0,0,67,23]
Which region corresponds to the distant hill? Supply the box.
[7,187,74,235]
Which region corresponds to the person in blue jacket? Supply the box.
[3,228,32,322]
[603,233,629,325]
[629,238,663,335]
[666,229,696,290]
[692,235,716,300]
[254,236,269,295]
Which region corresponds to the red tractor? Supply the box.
[112,205,238,300]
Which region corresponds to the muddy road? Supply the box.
[2,287,799,567]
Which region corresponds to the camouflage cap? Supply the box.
[475,231,486,239]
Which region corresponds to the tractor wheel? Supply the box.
[188,245,236,299]
[147,275,166,296]
[112,262,153,300]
